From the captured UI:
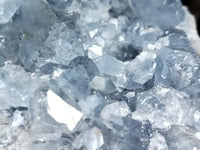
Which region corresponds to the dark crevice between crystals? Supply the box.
[7,106,28,116]
[143,76,155,91]
[108,0,138,21]
[114,45,141,62]
[56,11,80,23]
[181,0,200,35]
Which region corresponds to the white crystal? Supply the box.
[52,68,64,78]
[79,1,110,23]
[125,92,136,99]
[88,45,103,59]
[194,111,200,122]
[47,90,83,131]
[89,28,99,38]
[11,111,24,127]
[149,132,168,150]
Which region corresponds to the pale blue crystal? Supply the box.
[0,0,200,149]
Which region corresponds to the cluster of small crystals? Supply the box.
[0,0,200,149]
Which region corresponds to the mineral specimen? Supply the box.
[0,0,200,150]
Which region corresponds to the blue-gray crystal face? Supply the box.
[0,0,200,150]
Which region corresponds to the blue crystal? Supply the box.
[0,0,200,149]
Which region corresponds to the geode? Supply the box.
[0,0,200,150]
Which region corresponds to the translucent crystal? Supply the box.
[55,56,99,99]
[11,110,25,127]
[0,0,200,149]
[100,101,131,127]
[149,132,168,150]
[78,94,103,116]
[45,23,84,65]
[47,0,73,10]
[0,0,21,24]
[166,126,200,150]
[90,75,116,93]
[72,127,104,150]
[78,0,111,23]
[95,55,127,91]
[155,47,199,89]
[0,0,56,71]
[125,91,136,99]
[0,63,43,109]
[126,51,156,85]
[132,84,192,129]
[132,0,184,29]
[88,45,103,59]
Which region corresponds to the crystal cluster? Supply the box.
[0,0,200,150]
